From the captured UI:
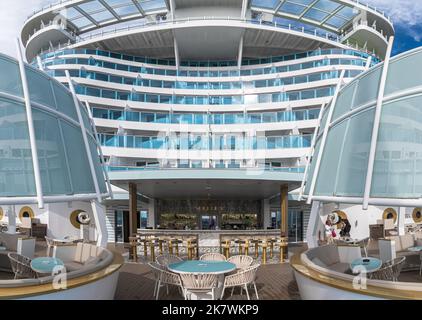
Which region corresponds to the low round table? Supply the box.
[168,260,236,300]
[31,257,64,275]
[408,246,422,252]
[350,257,382,274]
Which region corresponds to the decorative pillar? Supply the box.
[398,207,406,236]
[6,206,16,234]
[129,183,138,236]
[280,185,289,259]
[91,200,108,248]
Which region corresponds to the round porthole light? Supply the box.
[70,210,90,229]
[413,208,422,223]
[18,206,35,221]
[382,208,398,223]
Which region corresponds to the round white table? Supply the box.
[168,260,236,300]
[350,257,382,274]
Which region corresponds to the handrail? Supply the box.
[33,17,382,60]
[105,165,306,173]
[25,0,392,26]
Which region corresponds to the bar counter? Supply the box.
[137,229,283,247]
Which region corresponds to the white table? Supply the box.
[168,260,236,300]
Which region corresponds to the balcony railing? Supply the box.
[99,133,313,150]
[105,165,306,173]
[36,17,383,60]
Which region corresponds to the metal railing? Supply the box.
[35,17,382,60]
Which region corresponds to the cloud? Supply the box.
[0,0,53,58]
[364,0,422,26]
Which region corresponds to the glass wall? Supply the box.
[0,54,106,198]
[303,47,422,201]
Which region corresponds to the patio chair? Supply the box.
[420,253,422,277]
[179,273,219,300]
[356,237,370,257]
[384,256,406,281]
[148,262,184,300]
[368,264,394,281]
[227,255,254,270]
[220,264,260,300]
[156,254,183,268]
[45,236,55,257]
[8,253,37,279]
[199,253,226,261]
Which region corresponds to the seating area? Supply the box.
[148,252,260,300]
[0,234,115,289]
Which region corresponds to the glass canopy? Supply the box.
[302,47,422,205]
[251,0,360,32]
[0,53,108,205]
[61,0,168,32]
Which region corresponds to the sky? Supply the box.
[0,0,421,58]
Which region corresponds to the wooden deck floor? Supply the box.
[114,261,301,300]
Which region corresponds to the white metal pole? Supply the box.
[306,70,346,204]
[65,71,102,203]
[362,36,394,209]
[85,101,113,199]
[15,38,44,209]
[299,102,326,201]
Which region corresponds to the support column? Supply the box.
[398,207,406,236]
[129,183,138,236]
[147,199,156,228]
[306,201,321,248]
[280,185,289,259]
[6,206,16,234]
[91,200,108,248]
[262,199,271,229]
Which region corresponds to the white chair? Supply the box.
[220,264,260,300]
[45,236,55,257]
[149,262,184,300]
[228,255,253,270]
[180,273,218,300]
[156,254,182,268]
[199,253,226,261]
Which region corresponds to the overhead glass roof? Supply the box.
[61,0,168,32]
[251,0,360,33]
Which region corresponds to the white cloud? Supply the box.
[364,0,422,26]
[0,0,53,58]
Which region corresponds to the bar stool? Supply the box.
[149,236,159,262]
[250,238,260,258]
[186,238,197,260]
[138,236,148,258]
[269,238,276,259]
[221,239,231,259]
[279,237,289,262]
[260,240,268,264]
[240,239,250,256]
[234,239,245,255]
[129,236,139,262]
[157,237,166,255]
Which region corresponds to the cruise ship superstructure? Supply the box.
[21,0,394,242]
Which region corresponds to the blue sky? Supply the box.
[0,0,420,58]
